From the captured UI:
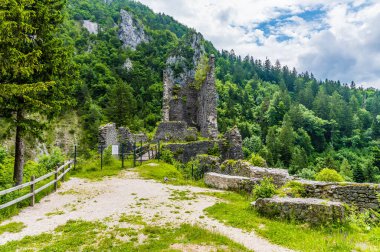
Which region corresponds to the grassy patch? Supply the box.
[135,160,206,187]
[204,192,380,252]
[0,217,249,251]
[71,157,133,180]
[0,222,26,235]
[119,214,146,226]
[169,189,198,201]
[45,210,65,217]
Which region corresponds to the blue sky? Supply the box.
[138,0,380,89]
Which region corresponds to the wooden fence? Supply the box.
[0,160,74,210]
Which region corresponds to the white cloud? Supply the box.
[137,0,380,88]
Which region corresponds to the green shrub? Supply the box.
[315,168,344,182]
[249,153,267,167]
[297,168,316,180]
[207,143,220,156]
[184,159,204,180]
[160,149,175,164]
[38,147,65,171]
[348,207,380,232]
[102,146,113,165]
[278,181,306,198]
[0,147,7,164]
[252,177,276,200]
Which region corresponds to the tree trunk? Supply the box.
[13,109,25,185]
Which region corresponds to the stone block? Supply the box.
[253,197,347,225]
[205,172,260,192]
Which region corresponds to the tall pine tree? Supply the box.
[0,0,74,185]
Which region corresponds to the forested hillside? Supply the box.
[2,0,380,183]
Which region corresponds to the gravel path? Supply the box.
[0,169,293,252]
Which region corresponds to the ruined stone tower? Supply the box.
[156,32,218,141]
[197,54,218,138]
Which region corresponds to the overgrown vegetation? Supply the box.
[135,160,205,187]
[315,168,345,182]
[252,177,277,200]
[205,192,380,252]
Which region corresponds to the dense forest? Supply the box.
[1,0,380,184]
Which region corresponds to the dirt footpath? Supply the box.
[0,169,292,252]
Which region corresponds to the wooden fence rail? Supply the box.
[0,160,74,210]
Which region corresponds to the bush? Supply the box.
[249,153,267,167]
[38,147,65,171]
[102,146,113,165]
[297,168,316,180]
[315,168,344,182]
[0,147,7,164]
[278,181,306,198]
[348,207,380,232]
[252,177,276,200]
[160,149,175,165]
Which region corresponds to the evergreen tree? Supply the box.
[106,81,136,127]
[289,147,308,175]
[276,114,295,167]
[339,159,353,181]
[0,0,73,184]
[353,166,365,183]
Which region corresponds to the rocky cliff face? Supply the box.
[82,20,98,35]
[118,9,148,50]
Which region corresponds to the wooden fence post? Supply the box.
[140,141,143,165]
[62,165,66,182]
[74,145,77,170]
[30,176,35,206]
[133,143,136,167]
[54,166,58,191]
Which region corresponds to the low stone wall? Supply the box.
[163,141,220,163]
[99,123,148,151]
[212,161,293,188]
[249,167,293,187]
[154,121,198,142]
[204,172,259,192]
[253,197,346,225]
[300,180,380,210]
[99,123,119,147]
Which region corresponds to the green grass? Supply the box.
[204,192,380,252]
[0,222,25,235]
[0,217,250,251]
[45,210,65,217]
[135,160,206,187]
[71,157,133,180]
[169,189,198,201]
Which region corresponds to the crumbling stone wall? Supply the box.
[99,123,119,147]
[204,165,380,211]
[154,121,197,142]
[221,127,243,160]
[301,181,380,210]
[98,123,147,149]
[160,32,218,139]
[253,197,346,225]
[198,55,218,138]
[163,140,220,163]
[205,172,259,192]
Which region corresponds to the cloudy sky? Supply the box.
[138,0,380,89]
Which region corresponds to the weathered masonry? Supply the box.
[156,32,218,141]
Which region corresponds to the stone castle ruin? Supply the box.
[155,33,218,141]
